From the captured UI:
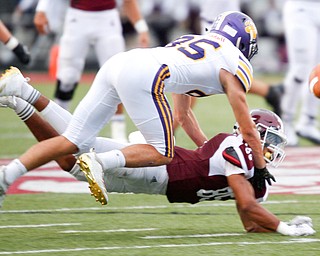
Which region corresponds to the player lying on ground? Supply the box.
[0,12,269,193]
[0,94,315,236]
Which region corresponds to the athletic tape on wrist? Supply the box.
[134,19,149,33]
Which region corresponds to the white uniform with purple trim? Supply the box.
[62,32,253,157]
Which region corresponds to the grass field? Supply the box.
[1,194,319,255]
[0,74,320,255]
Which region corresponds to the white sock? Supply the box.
[15,97,35,121]
[3,159,27,185]
[40,100,72,134]
[69,164,87,182]
[21,81,41,105]
[96,150,126,170]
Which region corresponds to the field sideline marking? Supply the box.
[0,238,319,255]
[60,228,157,233]
[1,200,319,214]
[142,233,243,239]
[0,223,81,229]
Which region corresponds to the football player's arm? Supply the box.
[122,0,150,47]
[0,20,30,64]
[34,0,50,34]
[0,20,12,44]
[220,69,266,169]
[172,93,208,147]
[227,173,280,233]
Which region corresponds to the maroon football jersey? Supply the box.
[166,133,266,204]
[71,0,116,11]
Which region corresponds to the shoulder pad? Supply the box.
[222,146,242,168]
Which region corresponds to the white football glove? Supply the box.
[277,221,316,236]
[290,223,316,236]
[287,216,313,228]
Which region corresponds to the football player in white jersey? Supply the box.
[174,0,283,137]
[0,11,270,206]
[281,0,320,146]
[0,94,316,236]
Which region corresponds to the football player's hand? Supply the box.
[290,223,316,236]
[12,43,30,64]
[253,167,276,189]
[277,221,316,236]
[34,11,49,34]
[287,216,313,228]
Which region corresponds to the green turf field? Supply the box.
[0,74,319,255]
[0,194,319,255]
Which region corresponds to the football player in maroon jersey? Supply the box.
[0,93,315,236]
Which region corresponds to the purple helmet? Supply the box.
[209,11,258,60]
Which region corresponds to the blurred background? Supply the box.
[0,0,286,74]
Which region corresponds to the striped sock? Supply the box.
[15,97,35,121]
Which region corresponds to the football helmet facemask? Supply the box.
[209,11,258,61]
[234,108,287,167]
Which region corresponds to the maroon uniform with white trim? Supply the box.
[166,133,266,204]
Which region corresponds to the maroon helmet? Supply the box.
[234,109,287,167]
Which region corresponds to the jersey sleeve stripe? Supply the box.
[152,65,174,158]
[236,58,253,92]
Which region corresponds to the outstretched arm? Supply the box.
[220,69,265,169]
[228,174,279,233]
[228,174,315,236]
[172,93,208,147]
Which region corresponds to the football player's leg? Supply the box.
[95,14,127,143]
[281,3,312,145]
[0,67,40,103]
[295,25,320,143]
[0,101,78,207]
[104,165,168,195]
[63,60,121,155]
[54,21,89,110]
[114,57,174,167]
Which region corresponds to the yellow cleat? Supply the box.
[0,66,29,97]
[77,152,108,205]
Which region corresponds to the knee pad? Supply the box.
[54,79,78,101]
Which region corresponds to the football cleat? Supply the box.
[0,66,29,97]
[0,166,9,208]
[296,124,320,144]
[77,151,108,205]
[0,96,17,109]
